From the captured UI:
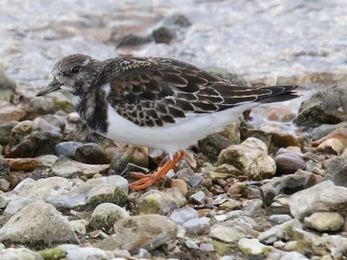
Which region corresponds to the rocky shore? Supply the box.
[1,60,347,260]
[1,1,347,259]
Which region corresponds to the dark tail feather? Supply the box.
[258,85,300,103]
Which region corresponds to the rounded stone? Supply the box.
[55,141,83,159]
[74,143,108,164]
[89,202,130,230]
[304,212,344,232]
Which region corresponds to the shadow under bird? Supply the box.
[36,54,299,190]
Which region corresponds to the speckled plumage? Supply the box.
[37,54,298,155]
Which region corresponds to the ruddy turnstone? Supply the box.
[36,54,299,190]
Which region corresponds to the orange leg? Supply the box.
[128,150,186,190]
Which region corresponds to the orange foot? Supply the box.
[128,150,186,190]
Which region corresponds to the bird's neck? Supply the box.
[76,88,109,133]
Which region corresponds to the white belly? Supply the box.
[98,103,256,154]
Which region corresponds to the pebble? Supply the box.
[274,148,306,174]
[261,170,315,206]
[55,141,83,159]
[258,219,303,245]
[182,217,210,235]
[49,156,109,178]
[288,180,347,219]
[169,205,199,225]
[217,137,276,180]
[210,224,248,243]
[89,203,130,230]
[137,190,180,215]
[238,238,272,256]
[269,214,293,224]
[74,142,108,164]
[0,105,26,125]
[6,158,38,171]
[95,214,178,253]
[304,212,344,232]
[189,190,207,205]
[0,248,44,260]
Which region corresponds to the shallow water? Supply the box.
[1,0,346,94]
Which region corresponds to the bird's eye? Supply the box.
[70,66,80,74]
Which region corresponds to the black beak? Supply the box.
[36,78,63,97]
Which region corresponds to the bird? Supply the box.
[36,54,299,190]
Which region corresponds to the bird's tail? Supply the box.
[257,85,299,103]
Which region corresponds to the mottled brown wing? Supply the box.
[105,57,297,127]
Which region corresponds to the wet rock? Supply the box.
[169,205,199,225]
[0,201,79,245]
[6,158,38,171]
[258,219,303,245]
[295,84,347,127]
[288,180,347,219]
[163,14,191,28]
[55,141,83,159]
[0,248,44,260]
[74,142,108,164]
[266,106,297,122]
[49,156,109,178]
[95,214,178,254]
[274,148,305,175]
[245,130,303,154]
[323,149,347,186]
[152,27,175,44]
[238,238,272,257]
[0,68,16,102]
[217,137,276,180]
[304,212,344,232]
[137,190,180,215]
[0,122,18,145]
[117,34,152,47]
[89,203,130,230]
[261,170,315,206]
[183,217,210,236]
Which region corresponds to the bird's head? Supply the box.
[36,54,102,99]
